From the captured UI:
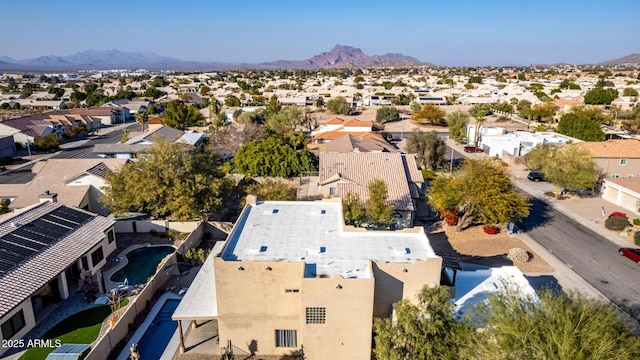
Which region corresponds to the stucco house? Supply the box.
[171,199,442,360]
[575,139,640,179]
[0,202,116,355]
[318,152,424,228]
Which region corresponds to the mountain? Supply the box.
[0,49,220,71]
[599,53,640,65]
[260,44,428,69]
[0,45,427,71]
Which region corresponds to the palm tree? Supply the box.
[135,110,149,132]
[474,114,485,148]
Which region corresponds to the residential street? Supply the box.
[518,195,640,321]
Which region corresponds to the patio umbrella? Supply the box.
[162,262,193,289]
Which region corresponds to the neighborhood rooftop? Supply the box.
[220,200,439,279]
[0,202,114,318]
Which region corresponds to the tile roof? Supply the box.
[0,115,55,138]
[92,143,149,154]
[343,118,373,127]
[604,177,640,194]
[324,134,398,153]
[0,202,115,318]
[319,152,423,211]
[575,139,640,158]
[0,159,126,209]
[313,130,386,142]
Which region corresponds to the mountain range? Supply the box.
[0,46,427,71]
[0,46,638,71]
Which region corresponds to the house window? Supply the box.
[306,307,326,324]
[285,289,299,293]
[91,247,104,267]
[329,187,338,196]
[81,256,89,270]
[107,230,115,244]
[1,310,25,340]
[611,174,620,178]
[620,158,627,165]
[275,329,297,347]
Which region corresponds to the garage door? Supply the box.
[617,190,638,213]
[602,186,618,204]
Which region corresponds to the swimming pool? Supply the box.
[136,299,180,360]
[110,246,175,285]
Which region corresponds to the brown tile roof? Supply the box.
[319,152,423,211]
[343,118,373,127]
[313,130,385,142]
[326,117,345,125]
[324,134,398,153]
[575,139,640,158]
[0,159,127,209]
[0,202,115,318]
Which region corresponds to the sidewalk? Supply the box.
[515,179,638,249]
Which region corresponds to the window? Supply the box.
[91,247,104,267]
[81,256,89,270]
[306,307,326,324]
[329,187,337,196]
[1,310,25,340]
[275,329,297,347]
[611,174,620,178]
[107,230,115,244]
[620,158,628,166]
[285,289,299,293]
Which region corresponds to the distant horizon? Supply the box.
[2,0,640,67]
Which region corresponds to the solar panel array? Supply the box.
[0,206,93,275]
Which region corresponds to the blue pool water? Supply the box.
[110,246,175,285]
[137,299,180,360]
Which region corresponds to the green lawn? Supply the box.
[20,299,128,360]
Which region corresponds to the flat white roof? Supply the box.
[171,241,222,320]
[220,201,439,279]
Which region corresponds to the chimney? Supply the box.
[39,190,58,203]
[245,194,257,205]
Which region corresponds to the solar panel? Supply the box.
[0,205,94,276]
[51,207,92,224]
[0,240,36,259]
[2,233,47,251]
[13,228,56,245]
[42,214,78,229]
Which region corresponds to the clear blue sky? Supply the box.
[2,0,639,66]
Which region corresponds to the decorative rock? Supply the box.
[508,247,530,263]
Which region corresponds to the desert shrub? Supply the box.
[605,216,630,231]
[635,232,640,246]
[634,218,640,226]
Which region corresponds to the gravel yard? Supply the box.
[428,223,554,273]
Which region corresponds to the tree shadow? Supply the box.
[516,197,555,231]
[525,275,563,294]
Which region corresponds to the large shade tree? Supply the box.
[374,286,474,360]
[446,111,469,143]
[428,159,530,231]
[161,100,204,130]
[406,130,446,170]
[234,133,318,178]
[556,113,606,141]
[101,137,232,221]
[412,104,447,125]
[525,144,600,197]
[471,286,640,360]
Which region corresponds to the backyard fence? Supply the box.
[85,221,212,360]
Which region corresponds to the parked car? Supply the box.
[464,146,483,153]
[619,247,640,265]
[527,171,544,182]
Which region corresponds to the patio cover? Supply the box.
[171,242,223,320]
